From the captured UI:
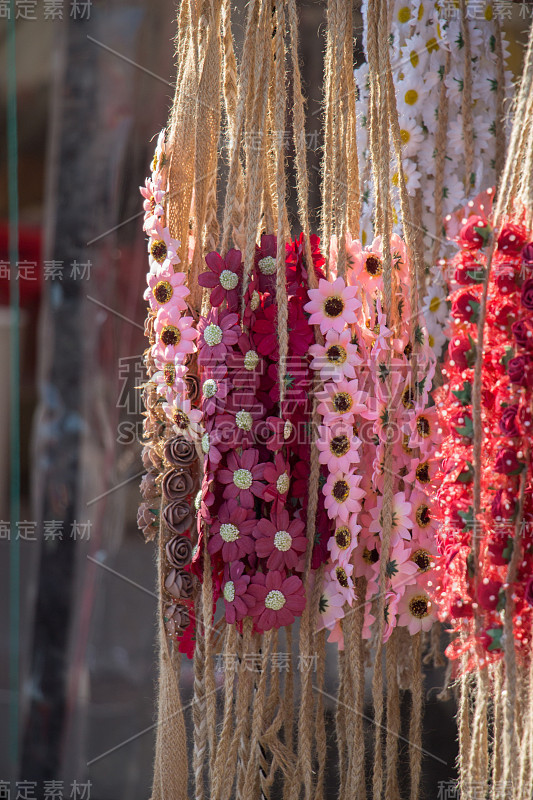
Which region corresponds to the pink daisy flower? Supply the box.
[140,177,165,232]
[316,379,369,426]
[197,309,240,366]
[385,541,418,590]
[162,397,203,439]
[222,561,253,624]
[262,453,291,508]
[254,510,307,571]
[409,489,435,538]
[148,224,180,271]
[317,574,346,631]
[309,328,362,382]
[407,406,441,456]
[368,492,413,545]
[198,249,243,311]
[327,518,360,564]
[207,501,256,562]
[326,561,356,605]
[217,448,265,508]
[153,308,197,363]
[200,364,230,416]
[145,268,190,312]
[317,421,362,472]
[323,469,364,523]
[397,586,434,634]
[304,277,361,335]
[153,363,188,402]
[352,527,381,581]
[367,297,393,358]
[247,571,306,632]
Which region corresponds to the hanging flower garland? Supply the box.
[196,233,329,633]
[308,233,440,645]
[433,207,533,670]
[138,130,201,658]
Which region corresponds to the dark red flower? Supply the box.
[521,242,533,267]
[458,215,490,250]
[448,334,475,371]
[507,354,532,386]
[491,488,516,522]
[451,291,479,323]
[499,404,520,437]
[525,576,533,607]
[477,578,502,611]
[521,277,533,310]
[512,318,533,351]
[494,267,517,296]
[453,251,486,285]
[494,447,523,475]
[198,249,243,311]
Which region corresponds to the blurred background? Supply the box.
[0,2,530,798]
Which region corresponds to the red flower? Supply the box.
[451,290,479,323]
[494,447,523,475]
[453,251,486,285]
[208,501,256,562]
[507,354,532,386]
[254,510,307,571]
[254,234,278,293]
[218,448,266,507]
[458,215,490,250]
[198,249,243,311]
[525,576,533,607]
[498,404,520,438]
[253,304,279,358]
[247,571,306,631]
[448,334,475,371]
[491,488,517,522]
[494,267,517,296]
[497,223,528,254]
[512,318,533,351]
[222,561,254,624]
[521,242,533,267]
[521,277,533,310]
[476,578,502,611]
[262,453,291,508]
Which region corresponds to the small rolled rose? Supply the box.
[494,447,523,475]
[525,577,533,607]
[162,469,194,501]
[459,215,490,250]
[164,436,197,468]
[491,488,516,521]
[149,447,164,471]
[142,446,153,471]
[451,291,479,323]
[164,568,193,599]
[499,405,520,438]
[494,268,517,296]
[497,223,527,254]
[512,319,533,351]
[507,355,531,386]
[165,533,193,568]
[521,242,533,267]
[137,502,157,541]
[185,374,200,403]
[163,501,193,534]
[448,334,474,371]
[164,603,190,636]
[521,278,533,311]
[140,471,160,501]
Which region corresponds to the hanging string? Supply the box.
[459,0,474,195]
[432,51,451,267]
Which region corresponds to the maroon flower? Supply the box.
[494,447,523,475]
[254,510,307,571]
[165,534,193,567]
[222,561,253,624]
[253,304,279,358]
[163,501,193,535]
[451,291,479,323]
[254,234,278,293]
[525,576,533,607]
[197,309,240,365]
[521,277,533,310]
[512,318,533,351]
[217,448,266,508]
[137,502,157,541]
[448,334,475,371]
[499,405,520,438]
[165,568,193,599]
[477,578,502,611]
[507,354,531,386]
[164,603,190,636]
[247,571,306,632]
[198,249,243,311]
[497,223,528,254]
[207,501,256,562]
[521,242,533,267]
[458,215,490,250]
[494,267,517,296]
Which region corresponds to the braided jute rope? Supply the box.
[459,0,474,196]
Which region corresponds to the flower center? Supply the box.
[416,416,431,437]
[404,89,419,106]
[283,420,293,439]
[164,364,176,385]
[220,523,240,542]
[412,549,432,572]
[415,504,431,527]
[408,595,430,619]
[365,255,383,276]
[402,434,413,455]
[244,350,259,370]
[265,589,286,610]
[332,479,350,502]
[335,567,349,588]
[323,296,345,318]
[233,468,253,489]
[330,434,351,457]
[276,472,290,494]
[161,325,181,346]
[402,386,415,409]
[416,462,430,484]
[333,392,353,414]
[201,432,210,454]
[259,256,276,275]
[250,290,260,310]
[150,240,168,263]
[274,530,292,551]
[429,296,441,314]
[397,6,410,22]
[334,526,351,549]
[204,323,223,346]
[404,342,413,358]
[173,410,190,430]
[236,410,253,431]
[203,379,218,398]
[224,581,235,603]
[220,269,239,290]
[326,344,347,364]
[363,546,379,564]
[153,280,173,304]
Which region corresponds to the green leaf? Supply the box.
[466,550,475,578]
[474,222,492,245]
[465,335,477,368]
[457,461,475,483]
[466,269,486,283]
[502,537,514,562]
[452,381,472,405]
[459,507,475,534]
[500,346,514,368]
[487,627,503,651]
[496,589,506,613]
[456,416,474,439]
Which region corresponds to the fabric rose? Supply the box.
[140,471,160,501]
[137,502,157,541]
[512,319,533,351]
[164,603,190,635]
[451,291,479,323]
[164,436,198,467]
[165,568,193,599]
[507,354,531,386]
[165,534,193,567]
[458,215,490,250]
[491,488,517,521]
[163,501,193,534]
[162,469,194,501]
[497,223,527,254]
[448,334,475,371]
[494,268,517,296]
[494,447,523,475]
[525,577,533,607]
[521,242,533,267]
[185,374,200,403]
[521,278,533,311]
[499,405,520,438]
